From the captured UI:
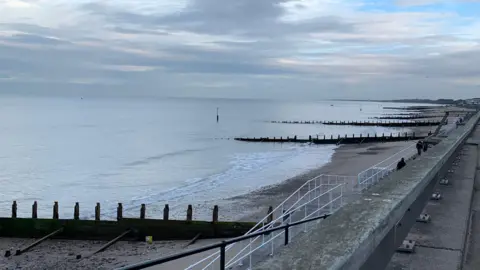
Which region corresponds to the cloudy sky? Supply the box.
[0,0,479,100]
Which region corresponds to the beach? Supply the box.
[0,103,461,269]
[0,140,419,270]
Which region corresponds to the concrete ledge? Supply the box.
[256,112,480,270]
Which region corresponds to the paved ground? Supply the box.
[386,123,480,270]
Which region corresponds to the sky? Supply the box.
[0,0,479,100]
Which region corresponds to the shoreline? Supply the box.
[0,140,416,270]
[0,106,463,269]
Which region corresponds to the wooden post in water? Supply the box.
[95,203,100,221]
[74,202,80,220]
[32,201,37,219]
[12,201,17,218]
[163,204,169,220]
[187,205,193,221]
[216,107,219,123]
[117,203,123,221]
[53,201,59,219]
[140,204,146,219]
[212,205,219,223]
[267,206,273,224]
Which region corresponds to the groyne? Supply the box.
[235,132,426,145]
[269,120,440,127]
[0,202,255,242]
[371,115,443,120]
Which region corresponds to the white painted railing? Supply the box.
[185,174,355,270]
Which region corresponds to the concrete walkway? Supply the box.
[386,123,480,270]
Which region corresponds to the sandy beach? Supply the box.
[0,106,466,270]
[0,140,416,270]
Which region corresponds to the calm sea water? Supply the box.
[0,96,421,218]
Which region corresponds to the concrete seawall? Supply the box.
[256,111,480,270]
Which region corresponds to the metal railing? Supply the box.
[116,214,331,270]
[356,142,418,192]
[187,174,353,270]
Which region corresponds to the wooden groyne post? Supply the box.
[12,201,17,218]
[74,202,80,220]
[164,204,169,220]
[117,203,123,221]
[213,205,219,223]
[140,204,146,219]
[95,203,100,221]
[187,205,193,221]
[53,202,59,219]
[32,201,37,219]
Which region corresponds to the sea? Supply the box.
[0,96,428,219]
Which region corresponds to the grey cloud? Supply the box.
[395,48,480,79]
[6,33,70,45]
[81,1,353,37]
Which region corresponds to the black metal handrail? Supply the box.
[116,213,331,270]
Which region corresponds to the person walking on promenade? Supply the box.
[416,141,423,156]
[423,141,428,152]
[397,158,406,170]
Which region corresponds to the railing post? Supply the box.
[220,241,226,270]
[284,224,290,245]
[329,188,333,213]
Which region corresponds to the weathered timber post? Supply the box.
[187,205,193,221]
[12,201,17,218]
[95,203,100,221]
[267,206,274,224]
[213,205,219,223]
[74,202,80,220]
[140,204,146,219]
[117,203,123,221]
[32,201,38,219]
[53,201,59,219]
[163,204,169,220]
